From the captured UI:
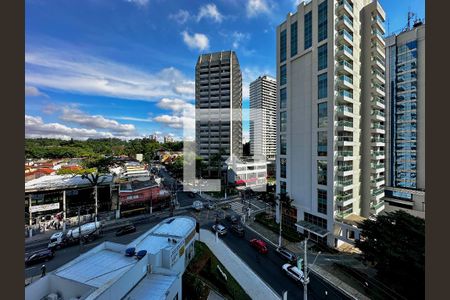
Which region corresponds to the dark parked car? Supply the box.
[225,214,240,224]
[25,249,54,266]
[115,224,136,236]
[276,246,298,263]
[230,224,245,237]
[188,192,196,198]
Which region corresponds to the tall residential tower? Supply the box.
[195,51,243,177]
[249,75,277,160]
[276,0,386,247]
[383,22,425,218]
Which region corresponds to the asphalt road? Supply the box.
[201,218,352,300]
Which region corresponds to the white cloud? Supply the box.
[25,115,145,140]
[169,9,191,24]
[246,0,270,17]
[154,98,195,130]
[125,0,149,7]
[197,4,223,23]
[112,116,153,123]
[25,49,195,101]
[25,86,47,97]
[157,98,195,114]
[181,31,209,51]
[231,32,250,49]
[59,108,136,134]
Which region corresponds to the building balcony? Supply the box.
[371,16,385,35]
[371,97,385,109]
[371,83,385,97]
[371,150,385,160]
[337,75,354,89]
[371,44,385,59]
[336,136,354,147]
[336,45,354,61]
[370,200,385,214]
[337,151,354,162]
[336,90,354,104]
[371,30,386,46]
[336,60,353,75]
[371,124,385,134]
[336,194,354,207]
[336,120,354,132]
[371,176,385,187]
[336,0,354,18]
[337,29,354,46]
[372,70,385,85]
[336,14,353,31]
[336,179,353,192]
[371,164,385,174]
[372,58,386,72]
[336,105,354,117]
[337,165,353,176]
[371,189,384,201]
[371,109,385,122]
[335,207,353,219]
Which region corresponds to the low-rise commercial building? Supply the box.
[226,155,267,191]
[25,216,197,300]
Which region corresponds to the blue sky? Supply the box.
[25,0,425,142]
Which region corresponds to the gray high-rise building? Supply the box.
[383,22,425,218]
[249,75,277,160]
[276,0,386,248]
[195,51,243,177]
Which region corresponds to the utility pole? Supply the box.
[278,197,282,248]
[78,206,82,253]
[303,237,309,300]
[94,185,98,222]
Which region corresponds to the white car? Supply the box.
[282,263,305,283]
[212,224,227,236]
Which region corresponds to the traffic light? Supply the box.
[196,221,200,233]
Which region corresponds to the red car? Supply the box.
[249,239,268,254]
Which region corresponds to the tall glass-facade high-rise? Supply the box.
[384,22,425,218]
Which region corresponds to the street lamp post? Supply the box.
[278,197,282,248]
[302,233,322,300]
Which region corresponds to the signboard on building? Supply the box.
[30,203,60,213]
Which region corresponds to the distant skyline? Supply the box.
[25,0,425,142]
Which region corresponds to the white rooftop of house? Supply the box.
[55,248,136,288]
[25,174,113,193]
[124,274,178,300]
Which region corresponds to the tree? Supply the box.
[355,210,425,299]
[276,193,294,247]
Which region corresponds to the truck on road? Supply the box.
[48,221,102,249]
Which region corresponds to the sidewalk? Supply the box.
[199,229,281,300]
[245,219,371,300]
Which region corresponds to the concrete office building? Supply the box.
[195,51,243,177]
[26,216,197,300]
[276,0,386,247]
[383,22,425,218]
[249,75,277,160]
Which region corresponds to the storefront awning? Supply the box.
[295,221,329,238]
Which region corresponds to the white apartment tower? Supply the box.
[250,75,277,160]
[195,51,243,176]
[276,0,386,247]
[383,22,425,218]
